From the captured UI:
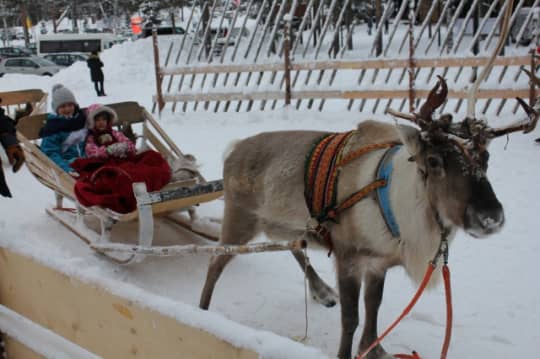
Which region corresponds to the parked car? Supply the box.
[0,47,33,59]
[213,27,250,56]
[43,52,88,67]
[0,56,62,77]
[511,6,540,46]
[142,25,186,38]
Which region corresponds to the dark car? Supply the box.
[0,47,33,59]
[142,25,186,38]
[43,52,89,67]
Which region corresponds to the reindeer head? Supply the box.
[390,76,539,238]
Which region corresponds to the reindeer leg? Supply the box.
[358,271,393,359]
[336,256,362,359]
[199,204,259,310]
[291,250,338,307]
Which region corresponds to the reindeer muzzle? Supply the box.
[463,178,504,238]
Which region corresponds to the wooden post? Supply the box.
[530,49,537,107]
[152,29,164,115]
[407,0,416,113]
[284,16,292,106]
[375,0,383,57]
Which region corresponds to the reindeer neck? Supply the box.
[390,148,449,274]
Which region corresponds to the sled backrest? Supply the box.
[16,101,144,141]
[0,89,47,120]
[0,89,46,107]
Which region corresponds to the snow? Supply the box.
[1,35,540,359]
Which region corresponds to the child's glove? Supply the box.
[106,142,129,158]
[6,144,25,172]
[97,133,113,146]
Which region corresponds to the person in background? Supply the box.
[87,51,106,97]
[0,105,25,197]
[40,84,87,174]
[85,104,136,159]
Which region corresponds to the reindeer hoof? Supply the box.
[359,344,393,359]
[310,285,338,307]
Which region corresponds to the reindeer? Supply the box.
[199,77,539,359]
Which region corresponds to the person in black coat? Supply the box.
[87,51,106,96]
[0,105,25,197]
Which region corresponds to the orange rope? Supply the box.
[441,265,452,359]
[395,352,422,359]
[355,263,454,359]
[356,263,436,359]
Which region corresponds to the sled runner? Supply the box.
[16,100,225,264]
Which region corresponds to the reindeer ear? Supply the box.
[397,124,423,157]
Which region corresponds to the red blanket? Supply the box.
[71,150,171,213]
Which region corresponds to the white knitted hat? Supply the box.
[51,84,78,112]
[86,104,118,129]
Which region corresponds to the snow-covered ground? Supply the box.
[1,36,539,359]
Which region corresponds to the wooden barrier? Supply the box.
[0,248,258,359]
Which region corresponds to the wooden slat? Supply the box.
[160,55,531,76]
[117,190,223,222]
[161,88,531,103]
[107,102,145,125]
[0,90,46,106]
[143,109,184,158]
[16,114,47,140]
[142,125,170,156]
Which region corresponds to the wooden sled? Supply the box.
[16,100,226,264]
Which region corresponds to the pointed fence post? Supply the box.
[283,14,292,106]
[407,0,416,113]
[530,49,537,107]
[152,28,165,115]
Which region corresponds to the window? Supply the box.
[5,59,21,67]
[39,39,101,54]
[20,59,36,67]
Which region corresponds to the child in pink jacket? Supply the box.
[85,104,136,159]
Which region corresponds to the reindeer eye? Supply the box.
[427,156,442,169]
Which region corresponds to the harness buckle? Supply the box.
[306,218,333,257]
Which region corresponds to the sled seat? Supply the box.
[15,98,223,264]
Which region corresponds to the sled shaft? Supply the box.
[91,239,307,257]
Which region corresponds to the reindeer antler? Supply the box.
[386,76,448,128]
[488,98,539,138]
[487,67,539,138]
[418,75,448,122]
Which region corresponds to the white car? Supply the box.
[0,56,62,77]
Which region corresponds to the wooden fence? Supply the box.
[152,0,539,115]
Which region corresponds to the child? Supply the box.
[72,104,170,213]
[85,104,136,159]
[40,84,87,173]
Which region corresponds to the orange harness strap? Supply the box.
[326,179,387,220]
